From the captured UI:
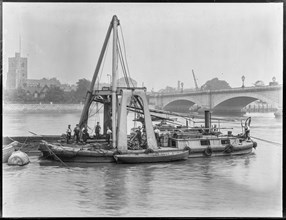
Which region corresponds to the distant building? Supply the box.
[25,85,49,99]
[269,77,278,86]
[26,77,61,88]
[6,52,28,89]
[117,77,137,87]
[60,84,77,92]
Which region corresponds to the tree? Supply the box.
[254,80,265,87]
[201,78,231,90]
[74,78,91,102]
[44,86,66,103]
[4,88,27,103]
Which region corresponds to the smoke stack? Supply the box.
[204,110,211,132]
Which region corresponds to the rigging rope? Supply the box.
[117,39,130,87]
[96,33,111,89]
[27,131,70,168]
[251,136,282,146]
[119,25,135,87]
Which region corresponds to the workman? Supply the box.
[106,126,112,145]
[154,127,161,145]
[82,125,89,144]
[95,122,101,139]
[66,125,72,144]
[74,124,80,143]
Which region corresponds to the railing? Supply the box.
[148,84,283,97]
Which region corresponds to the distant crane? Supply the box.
[192,69,199,90]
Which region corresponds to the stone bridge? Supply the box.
[148,85,283,115]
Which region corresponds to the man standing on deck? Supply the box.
[95,122,101,139]
[66,125,72,144]
[74,124,80,143]
[82,125,89,143]
[106,126,112,145]
[154,126,161,145]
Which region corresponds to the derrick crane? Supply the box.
[192,69,199,90]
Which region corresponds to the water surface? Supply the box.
[2,112,282,217]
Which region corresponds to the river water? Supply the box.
[2,111,282,217]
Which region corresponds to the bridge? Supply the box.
[148,85,283,115]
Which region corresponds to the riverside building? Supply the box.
[6,52,28,89]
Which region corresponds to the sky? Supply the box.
[3,3,283,91]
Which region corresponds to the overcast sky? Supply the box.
[3,3,283,91]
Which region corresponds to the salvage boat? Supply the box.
[144,110,258,158]
[38,15,189,164]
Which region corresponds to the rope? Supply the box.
[251,136,282,146]
[7,136,28,151]
[18,136,29,151]
[42,141,70,168]
[7,136,19,143]
[89,104,104,118]
[96,33,110,90]
[28,131,70,168]
[119,25,135,87]
[117,39,130,87]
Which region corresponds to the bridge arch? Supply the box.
[212,92,280,114]
[163,98,202,113]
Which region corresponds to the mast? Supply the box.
[111,15,119,147]
[78,17,114,128]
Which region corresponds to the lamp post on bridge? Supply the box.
[241,75,245,88]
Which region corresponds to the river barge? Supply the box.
[37,15,190,164]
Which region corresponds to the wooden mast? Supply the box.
[111,15,119,148]
[78,17,114,128]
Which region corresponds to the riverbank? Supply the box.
[3,103,84,114]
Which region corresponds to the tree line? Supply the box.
[4,79,91,104]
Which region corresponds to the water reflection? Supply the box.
[101,165,129,215]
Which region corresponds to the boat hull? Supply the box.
[187,145,253,158]
[182,141,254,158]
[114,150,189,164]
[38,143,116,163]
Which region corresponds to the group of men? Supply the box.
[66,122,112,144]
[134,125,161,147]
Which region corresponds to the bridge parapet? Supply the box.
[149,84,282,97]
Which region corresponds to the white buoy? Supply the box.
[8,150,30,166]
